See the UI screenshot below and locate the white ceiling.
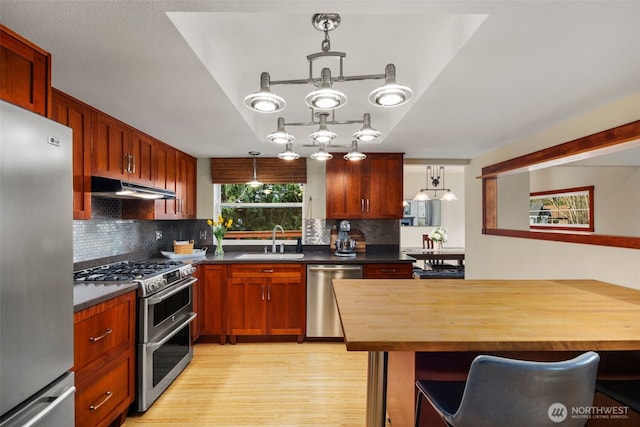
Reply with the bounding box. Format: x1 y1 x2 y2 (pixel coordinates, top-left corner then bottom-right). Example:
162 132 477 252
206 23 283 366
2 1 639 160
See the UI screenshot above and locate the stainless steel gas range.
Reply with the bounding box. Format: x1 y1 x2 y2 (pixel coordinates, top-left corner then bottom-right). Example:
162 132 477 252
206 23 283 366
74 260 197 412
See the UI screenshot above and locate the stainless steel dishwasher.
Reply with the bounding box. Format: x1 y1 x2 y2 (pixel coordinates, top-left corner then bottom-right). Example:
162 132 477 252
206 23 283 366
306 264 363 338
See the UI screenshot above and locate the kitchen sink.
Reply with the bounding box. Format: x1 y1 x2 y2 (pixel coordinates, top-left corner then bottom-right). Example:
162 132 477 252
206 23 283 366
234 253 305 260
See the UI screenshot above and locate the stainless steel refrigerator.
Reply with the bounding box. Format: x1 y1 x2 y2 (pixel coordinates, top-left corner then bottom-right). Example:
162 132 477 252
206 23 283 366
1 101 76 426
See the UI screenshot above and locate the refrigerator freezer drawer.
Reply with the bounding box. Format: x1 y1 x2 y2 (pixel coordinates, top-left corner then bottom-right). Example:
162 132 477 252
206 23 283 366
0 372 75 427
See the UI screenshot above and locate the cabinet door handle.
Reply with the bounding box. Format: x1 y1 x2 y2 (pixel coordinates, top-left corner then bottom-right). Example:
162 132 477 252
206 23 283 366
89 328 112 342
366 198 370 212
381 269 397 273
261 269 274 273
130 154 136 174
89 390 112 411
267 286 271 301
262 285 265 301
361 198 365 212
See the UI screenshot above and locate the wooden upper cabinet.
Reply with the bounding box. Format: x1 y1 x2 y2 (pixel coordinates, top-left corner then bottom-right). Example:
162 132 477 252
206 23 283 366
0 25 51 117
177 151 197 219
92 112 129 180
129 129 154 185
367 154 404 219
51 89 92 220
152 142 179 219
326 153 404 219
92 112 155 186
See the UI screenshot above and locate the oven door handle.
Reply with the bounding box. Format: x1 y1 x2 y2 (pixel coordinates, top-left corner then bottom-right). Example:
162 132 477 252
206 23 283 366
147 312 197 351
147 277 197 305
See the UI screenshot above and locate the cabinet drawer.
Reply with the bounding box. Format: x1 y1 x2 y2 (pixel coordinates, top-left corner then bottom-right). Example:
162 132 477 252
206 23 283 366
74 292 135 372
229 263 303 279
75 348 135 427
363 263 414 279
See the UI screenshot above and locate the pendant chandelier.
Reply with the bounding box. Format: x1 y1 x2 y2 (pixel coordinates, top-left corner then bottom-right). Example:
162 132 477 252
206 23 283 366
244 13 412 160
246 151 263 187
414 166 458 201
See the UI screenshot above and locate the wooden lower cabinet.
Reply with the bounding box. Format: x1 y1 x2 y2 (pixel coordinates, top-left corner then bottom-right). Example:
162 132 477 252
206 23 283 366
198 264 227 344
363 263 413 279
227 264 305 343
73 291 136 427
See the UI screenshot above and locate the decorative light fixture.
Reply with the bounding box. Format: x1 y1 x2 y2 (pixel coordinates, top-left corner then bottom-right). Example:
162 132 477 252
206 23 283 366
267 117 295 144
277 143 301 160
310 143 333 161
244 72 286 113
343 141 367 161
245 13 412 157
414 165 458 201
308 112 338 144
304 67 347 110
246 151 263 187
368 64 413 107
352 113 381 142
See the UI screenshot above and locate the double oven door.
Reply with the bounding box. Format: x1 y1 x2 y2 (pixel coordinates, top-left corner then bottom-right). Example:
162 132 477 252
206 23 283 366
137 276 197 412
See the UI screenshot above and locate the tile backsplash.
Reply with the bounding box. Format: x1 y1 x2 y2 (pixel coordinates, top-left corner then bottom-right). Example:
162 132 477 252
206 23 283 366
74 199 400 264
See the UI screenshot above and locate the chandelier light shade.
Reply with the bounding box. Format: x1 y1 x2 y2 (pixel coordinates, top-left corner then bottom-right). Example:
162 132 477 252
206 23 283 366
246 151 263 187
267 117 295 144
343 141 367 161
352 113 381 142
304 68 347 110
413 190 431 201
244 13 413 158
308 112 338 144
310 143 333 161
244 72 286 113
413 165 457 201
277 143 301 160
368 64 413 107
440 190 458 201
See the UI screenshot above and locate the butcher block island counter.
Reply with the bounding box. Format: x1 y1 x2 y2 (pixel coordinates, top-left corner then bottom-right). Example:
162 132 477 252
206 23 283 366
333 279 640 427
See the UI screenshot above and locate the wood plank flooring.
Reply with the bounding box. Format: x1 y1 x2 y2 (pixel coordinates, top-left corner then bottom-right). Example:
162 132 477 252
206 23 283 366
124 342 368 427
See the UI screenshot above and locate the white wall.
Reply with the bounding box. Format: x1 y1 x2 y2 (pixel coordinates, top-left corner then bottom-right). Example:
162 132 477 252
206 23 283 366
465 93 640 289
402 164 465 247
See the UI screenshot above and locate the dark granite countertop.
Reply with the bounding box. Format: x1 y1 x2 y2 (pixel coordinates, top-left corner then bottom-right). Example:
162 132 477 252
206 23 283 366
73 246 414 311
193 250 415 264
73 282 138 312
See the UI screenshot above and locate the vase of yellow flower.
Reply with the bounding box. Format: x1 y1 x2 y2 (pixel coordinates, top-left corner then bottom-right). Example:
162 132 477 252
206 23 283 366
207 216 233 256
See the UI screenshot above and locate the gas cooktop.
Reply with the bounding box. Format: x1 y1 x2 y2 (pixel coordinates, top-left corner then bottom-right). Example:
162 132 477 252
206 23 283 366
74 260 196 297
73 260 185 283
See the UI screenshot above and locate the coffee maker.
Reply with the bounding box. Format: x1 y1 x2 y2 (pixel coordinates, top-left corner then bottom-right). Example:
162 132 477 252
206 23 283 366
335 220 357 257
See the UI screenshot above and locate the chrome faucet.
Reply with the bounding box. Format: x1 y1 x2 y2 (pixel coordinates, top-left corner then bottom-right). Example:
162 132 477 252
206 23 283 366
272 225 284 253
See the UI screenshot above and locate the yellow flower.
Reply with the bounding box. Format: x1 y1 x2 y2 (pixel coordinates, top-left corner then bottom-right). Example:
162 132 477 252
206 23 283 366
207 219 213 226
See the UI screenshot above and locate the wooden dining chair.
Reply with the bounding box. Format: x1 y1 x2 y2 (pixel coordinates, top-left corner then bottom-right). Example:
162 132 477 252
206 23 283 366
422 235 451 269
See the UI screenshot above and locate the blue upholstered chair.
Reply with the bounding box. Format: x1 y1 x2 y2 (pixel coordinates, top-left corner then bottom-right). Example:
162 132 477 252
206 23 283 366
415 351 600 427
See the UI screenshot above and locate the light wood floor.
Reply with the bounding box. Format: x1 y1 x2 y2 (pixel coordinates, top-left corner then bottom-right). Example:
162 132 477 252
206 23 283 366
124 342 369 427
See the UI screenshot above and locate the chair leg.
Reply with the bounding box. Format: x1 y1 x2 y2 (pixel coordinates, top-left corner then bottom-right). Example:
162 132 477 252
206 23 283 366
415 389 423 427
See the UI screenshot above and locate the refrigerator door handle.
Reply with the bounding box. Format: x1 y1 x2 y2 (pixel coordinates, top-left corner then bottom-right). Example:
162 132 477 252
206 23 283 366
21 386 76 427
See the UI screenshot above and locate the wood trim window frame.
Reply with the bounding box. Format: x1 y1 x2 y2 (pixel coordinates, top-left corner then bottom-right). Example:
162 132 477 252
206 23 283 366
480 120 640 249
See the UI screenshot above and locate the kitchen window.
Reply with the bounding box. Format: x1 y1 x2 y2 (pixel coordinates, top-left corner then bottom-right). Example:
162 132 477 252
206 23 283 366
215 183 304 240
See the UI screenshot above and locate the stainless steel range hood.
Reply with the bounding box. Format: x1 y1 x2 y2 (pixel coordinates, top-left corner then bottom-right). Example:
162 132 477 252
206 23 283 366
91 176 176 200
